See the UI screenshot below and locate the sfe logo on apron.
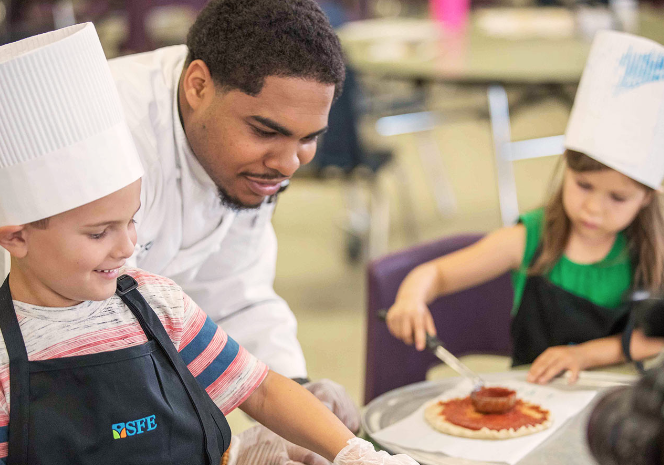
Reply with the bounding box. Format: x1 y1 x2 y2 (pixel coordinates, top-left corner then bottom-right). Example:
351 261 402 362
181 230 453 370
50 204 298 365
112 415 158 439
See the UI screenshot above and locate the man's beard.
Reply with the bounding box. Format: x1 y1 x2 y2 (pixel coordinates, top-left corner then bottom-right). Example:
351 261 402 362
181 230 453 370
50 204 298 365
217 183 263 211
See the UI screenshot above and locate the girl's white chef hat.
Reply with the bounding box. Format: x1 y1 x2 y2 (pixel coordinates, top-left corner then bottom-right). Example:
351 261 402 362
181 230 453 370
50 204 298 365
565 30 664 189
0 23 143 227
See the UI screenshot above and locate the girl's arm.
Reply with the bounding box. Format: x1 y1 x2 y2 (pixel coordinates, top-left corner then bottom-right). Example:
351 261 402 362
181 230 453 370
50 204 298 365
631 330 664 360
527 330 664 384
240 371 352 461
386 224 526 350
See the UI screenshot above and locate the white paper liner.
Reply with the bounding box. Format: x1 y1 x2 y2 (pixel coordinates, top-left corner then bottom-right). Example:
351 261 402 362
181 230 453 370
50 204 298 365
372 379 597 465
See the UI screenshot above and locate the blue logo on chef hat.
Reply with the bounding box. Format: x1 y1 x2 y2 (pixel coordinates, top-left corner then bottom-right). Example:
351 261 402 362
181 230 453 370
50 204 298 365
112 415 157 439
615 46 664 94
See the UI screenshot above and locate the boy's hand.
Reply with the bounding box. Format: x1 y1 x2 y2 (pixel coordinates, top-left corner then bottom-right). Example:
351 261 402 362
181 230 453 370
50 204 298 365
304 379 361 433
386 300 436 352
231 425 331 465
334 438 419 465
527 345 585 385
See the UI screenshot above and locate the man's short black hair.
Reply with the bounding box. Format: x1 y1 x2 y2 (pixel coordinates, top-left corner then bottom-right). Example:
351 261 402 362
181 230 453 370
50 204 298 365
186 0 345 99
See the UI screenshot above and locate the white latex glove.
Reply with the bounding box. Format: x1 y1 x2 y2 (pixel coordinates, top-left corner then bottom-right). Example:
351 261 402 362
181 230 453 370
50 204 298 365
229 424 332 465
334 438 420 465
304 379 361 433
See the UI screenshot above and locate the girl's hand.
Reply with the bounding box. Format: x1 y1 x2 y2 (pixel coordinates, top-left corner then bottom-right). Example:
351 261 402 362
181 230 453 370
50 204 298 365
527 345 586 384
385 225 526 352
386 298 436 352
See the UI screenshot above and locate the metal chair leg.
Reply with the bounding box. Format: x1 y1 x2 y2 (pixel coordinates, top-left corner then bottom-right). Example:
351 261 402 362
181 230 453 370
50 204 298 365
487 85 519 227
341 177 371 262
368 176 390 260
415 131 457 218
375 112 457 219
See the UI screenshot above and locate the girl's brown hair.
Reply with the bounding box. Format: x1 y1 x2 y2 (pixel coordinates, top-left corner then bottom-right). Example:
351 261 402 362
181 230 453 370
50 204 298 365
530 150 664 294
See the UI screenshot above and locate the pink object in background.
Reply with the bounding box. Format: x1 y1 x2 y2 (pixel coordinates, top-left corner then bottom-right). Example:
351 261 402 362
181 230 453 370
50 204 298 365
429 0 470 31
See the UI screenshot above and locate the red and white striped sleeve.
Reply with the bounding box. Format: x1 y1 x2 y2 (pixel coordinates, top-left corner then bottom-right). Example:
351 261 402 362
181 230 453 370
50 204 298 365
178 292 268 414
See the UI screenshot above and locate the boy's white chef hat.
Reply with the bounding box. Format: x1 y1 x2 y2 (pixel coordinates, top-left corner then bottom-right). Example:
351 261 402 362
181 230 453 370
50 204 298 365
0 23 143 227
565 31 664 189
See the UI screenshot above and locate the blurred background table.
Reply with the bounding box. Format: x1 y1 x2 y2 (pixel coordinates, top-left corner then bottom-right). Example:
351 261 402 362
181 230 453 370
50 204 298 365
338 7 664 225
337 7 664 85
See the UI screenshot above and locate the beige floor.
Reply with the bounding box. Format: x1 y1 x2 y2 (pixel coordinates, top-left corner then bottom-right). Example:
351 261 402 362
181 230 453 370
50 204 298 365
226 85 573 433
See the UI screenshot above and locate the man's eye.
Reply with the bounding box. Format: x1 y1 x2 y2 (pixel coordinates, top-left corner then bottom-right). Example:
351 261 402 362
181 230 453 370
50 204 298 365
301 134 319 143
252 126 276 138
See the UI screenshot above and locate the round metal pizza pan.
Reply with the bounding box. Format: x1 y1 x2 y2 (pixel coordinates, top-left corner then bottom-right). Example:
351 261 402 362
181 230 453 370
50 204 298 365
361 370 636 465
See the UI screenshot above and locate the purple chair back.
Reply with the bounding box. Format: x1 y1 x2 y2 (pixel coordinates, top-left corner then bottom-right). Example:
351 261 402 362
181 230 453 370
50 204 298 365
365 234 514 404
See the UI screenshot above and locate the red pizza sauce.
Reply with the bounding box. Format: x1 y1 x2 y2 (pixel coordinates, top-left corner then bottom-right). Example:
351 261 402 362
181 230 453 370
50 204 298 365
438 397 549 431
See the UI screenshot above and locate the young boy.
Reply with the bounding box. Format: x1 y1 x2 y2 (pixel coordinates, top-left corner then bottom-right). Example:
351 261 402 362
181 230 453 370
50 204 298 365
0 23 418 465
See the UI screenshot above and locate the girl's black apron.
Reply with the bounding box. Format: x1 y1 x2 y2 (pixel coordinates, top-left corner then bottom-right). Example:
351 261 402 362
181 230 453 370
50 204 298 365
510 274 631 366
0 274 231 465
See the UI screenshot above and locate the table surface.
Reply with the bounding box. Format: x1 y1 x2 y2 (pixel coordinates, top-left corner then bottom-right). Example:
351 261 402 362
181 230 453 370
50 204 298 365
337 7 664 85
361 370 637 465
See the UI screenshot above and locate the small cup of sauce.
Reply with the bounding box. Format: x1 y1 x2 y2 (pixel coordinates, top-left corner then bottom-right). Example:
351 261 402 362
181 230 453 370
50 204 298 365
470 387 517 414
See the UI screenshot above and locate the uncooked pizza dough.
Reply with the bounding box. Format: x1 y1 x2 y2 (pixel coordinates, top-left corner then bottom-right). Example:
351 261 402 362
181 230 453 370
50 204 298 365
424 395 552 440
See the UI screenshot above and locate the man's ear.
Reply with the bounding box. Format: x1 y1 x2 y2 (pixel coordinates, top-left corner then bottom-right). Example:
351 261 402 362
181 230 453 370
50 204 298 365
181 59 215 111
0 225 28 258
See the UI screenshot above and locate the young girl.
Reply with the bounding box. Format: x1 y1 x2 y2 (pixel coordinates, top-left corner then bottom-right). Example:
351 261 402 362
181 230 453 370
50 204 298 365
386 30 664 385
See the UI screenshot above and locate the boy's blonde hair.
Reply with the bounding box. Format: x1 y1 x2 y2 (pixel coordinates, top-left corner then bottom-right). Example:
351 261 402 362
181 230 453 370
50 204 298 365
530 150 664 294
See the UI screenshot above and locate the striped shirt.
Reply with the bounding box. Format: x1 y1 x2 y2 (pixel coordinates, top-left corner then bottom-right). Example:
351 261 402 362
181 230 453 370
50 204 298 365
0 268 268 461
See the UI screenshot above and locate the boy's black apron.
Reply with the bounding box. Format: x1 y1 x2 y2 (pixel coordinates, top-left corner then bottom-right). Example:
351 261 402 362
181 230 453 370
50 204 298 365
0 274 232 465
510 245 632 367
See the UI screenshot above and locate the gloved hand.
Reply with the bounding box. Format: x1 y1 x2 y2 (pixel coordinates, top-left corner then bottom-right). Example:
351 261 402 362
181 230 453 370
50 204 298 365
304 379 361 433
334 438 420 465
229 424 332 465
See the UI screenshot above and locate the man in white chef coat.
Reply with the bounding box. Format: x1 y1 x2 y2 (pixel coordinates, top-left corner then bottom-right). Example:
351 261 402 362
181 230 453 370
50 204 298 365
108 0 360 434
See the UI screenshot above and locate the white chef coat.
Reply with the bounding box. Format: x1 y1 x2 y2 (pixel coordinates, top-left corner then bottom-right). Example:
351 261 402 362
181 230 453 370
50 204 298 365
108 45 307 379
